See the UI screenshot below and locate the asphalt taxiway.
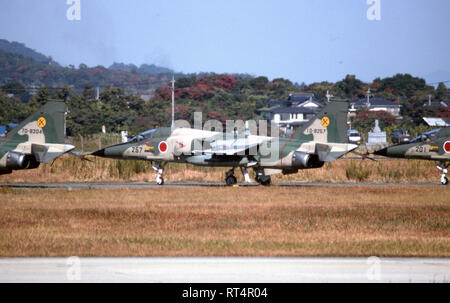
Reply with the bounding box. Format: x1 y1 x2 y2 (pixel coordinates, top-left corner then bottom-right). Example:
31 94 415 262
0 257 449 283
0 182 444 189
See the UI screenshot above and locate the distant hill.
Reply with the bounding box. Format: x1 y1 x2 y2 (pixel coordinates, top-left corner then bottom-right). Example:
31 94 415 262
0 49 175 92
0 39 60 66
109 62 174 75
139 63 174 75
0 39 182 92
0 44 254 94
109 62 139 73
0 39 259 94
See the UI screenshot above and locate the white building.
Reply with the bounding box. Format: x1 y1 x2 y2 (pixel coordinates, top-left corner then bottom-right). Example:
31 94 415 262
257 93 324 133
349 97 402 117
268 98 323 133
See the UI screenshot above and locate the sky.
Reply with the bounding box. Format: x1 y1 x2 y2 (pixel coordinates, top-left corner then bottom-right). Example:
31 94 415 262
0 0 449 84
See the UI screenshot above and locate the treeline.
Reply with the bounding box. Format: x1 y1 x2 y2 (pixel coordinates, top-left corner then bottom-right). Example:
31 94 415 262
0 74 301 135
0 38 448 138
1 84 148 135
304 74 449 133
1 72 449 138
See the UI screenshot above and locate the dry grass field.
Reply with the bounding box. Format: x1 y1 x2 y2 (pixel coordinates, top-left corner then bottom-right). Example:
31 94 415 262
0 156 441 184
0 186 448 257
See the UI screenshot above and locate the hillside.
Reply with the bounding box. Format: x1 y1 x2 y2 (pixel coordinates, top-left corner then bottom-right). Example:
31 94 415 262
0 48 176 92
0 39 59 66
109 62 174 75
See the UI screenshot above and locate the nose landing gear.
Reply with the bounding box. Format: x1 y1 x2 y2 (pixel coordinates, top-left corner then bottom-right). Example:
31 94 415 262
437 163 449 185
152 162 166 185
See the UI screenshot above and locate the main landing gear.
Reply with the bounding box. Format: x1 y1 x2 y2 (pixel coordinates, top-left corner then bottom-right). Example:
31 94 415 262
152 162 166 185
437 163 449 185
224 167 271 186
225 169 237 186
254 168 271 186
224 167 254 186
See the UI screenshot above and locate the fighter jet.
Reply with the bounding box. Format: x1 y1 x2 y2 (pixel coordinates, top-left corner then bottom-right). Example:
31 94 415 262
92 101 358 185
374 127 450 185
0 100 75 175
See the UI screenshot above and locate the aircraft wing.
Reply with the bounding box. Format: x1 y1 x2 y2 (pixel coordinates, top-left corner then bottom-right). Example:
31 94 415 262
193 136 267 156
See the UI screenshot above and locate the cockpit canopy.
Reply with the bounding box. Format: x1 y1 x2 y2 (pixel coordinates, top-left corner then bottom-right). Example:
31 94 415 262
127 129 157 143
408 128 440 143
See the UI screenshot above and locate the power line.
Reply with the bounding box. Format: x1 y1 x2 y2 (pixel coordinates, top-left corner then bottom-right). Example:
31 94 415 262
427 80 450 84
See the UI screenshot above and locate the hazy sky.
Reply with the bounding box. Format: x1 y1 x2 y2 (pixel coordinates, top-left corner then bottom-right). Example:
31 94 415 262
0 0 449 84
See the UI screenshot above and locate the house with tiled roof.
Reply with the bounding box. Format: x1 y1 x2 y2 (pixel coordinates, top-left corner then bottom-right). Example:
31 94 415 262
286 93 319 106
423 99 450 107
270 106 318 125
349 97 402 117
257 93 324 133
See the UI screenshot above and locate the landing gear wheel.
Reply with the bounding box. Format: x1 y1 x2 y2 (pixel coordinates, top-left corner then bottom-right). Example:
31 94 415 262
257 175 271 186
262 177 271 186
226 175 237 186
254 168 271 186
156 176 164 185
437 163 449 186
225 168 237 186
152 162 166 186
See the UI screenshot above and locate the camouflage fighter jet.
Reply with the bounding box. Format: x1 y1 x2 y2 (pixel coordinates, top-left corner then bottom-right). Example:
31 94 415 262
0 100 75 175
92 101 358 185
374 127 450 185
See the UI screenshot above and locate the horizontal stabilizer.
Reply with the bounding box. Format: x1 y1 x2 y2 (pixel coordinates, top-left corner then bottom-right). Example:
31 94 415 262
315 143 334 162
31 144 50 163
32 143 75 163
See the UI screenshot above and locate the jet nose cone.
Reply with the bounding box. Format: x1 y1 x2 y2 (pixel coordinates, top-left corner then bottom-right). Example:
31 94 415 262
91 148 105 157
373 147 388 156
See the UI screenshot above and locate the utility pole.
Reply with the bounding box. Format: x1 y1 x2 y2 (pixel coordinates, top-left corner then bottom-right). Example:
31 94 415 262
171 75 175 129
366 88 371 108
325 90 334 103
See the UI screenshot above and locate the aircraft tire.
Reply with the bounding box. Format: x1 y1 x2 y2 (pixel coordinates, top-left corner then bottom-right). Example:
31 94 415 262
257 175 271 186
226 175 237 186
261 177 271 186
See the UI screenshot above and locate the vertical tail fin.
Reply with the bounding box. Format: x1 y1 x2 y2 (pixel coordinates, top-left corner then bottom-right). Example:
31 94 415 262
295 101 349 144
5 100 67 145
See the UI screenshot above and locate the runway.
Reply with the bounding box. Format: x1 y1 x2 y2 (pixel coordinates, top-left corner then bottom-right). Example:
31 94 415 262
0 182 443 189
0 257 449 283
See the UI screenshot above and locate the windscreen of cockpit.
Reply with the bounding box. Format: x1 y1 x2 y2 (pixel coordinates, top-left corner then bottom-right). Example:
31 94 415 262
138 129 157 141
129 129 157 142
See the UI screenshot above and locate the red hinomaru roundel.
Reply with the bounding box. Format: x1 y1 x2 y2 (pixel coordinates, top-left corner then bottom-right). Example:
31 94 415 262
158 141 168 153
444 141 450 153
